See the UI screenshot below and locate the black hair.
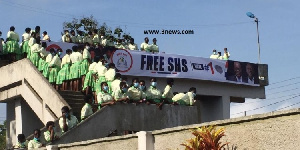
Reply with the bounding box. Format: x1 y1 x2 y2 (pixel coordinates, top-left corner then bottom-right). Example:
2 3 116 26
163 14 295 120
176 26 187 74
25 28 31 33
57 48 63 52
122 76 128 81
94 57 100 63
46 121 54 129
10 26 15 31
78 45 85 51
34 129 41 135
167 78 174 85
72 46 78 52
31 32 36 37
189 87 196 93
88 31 92 35
36 38 41 44
61 106 70 113
93 29 98 33
43 31 47 35
150 77 156 82
108 63 115 69
17 134 25 141
66 49 72 53
85 42 90 46
115 73 121 79
64 30 69 33
41 42 47 48
0 31 2 35
101 82 108 90
84 95 92 103
131 78 139 85
35 26 40 32
119 81 127 88
49 48 55 53
70 30 75 33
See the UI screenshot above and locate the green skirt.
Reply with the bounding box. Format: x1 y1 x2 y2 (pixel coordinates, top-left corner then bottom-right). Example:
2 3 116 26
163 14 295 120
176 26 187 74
6 40 20 54
49 65 60 83
107 81 112 94
30 52 40 67
43 62 50 78
82 70 94 90
176 99 187 105
21 41 30 54
80 59 89 76
2 44 7 55
56 64 70 85
70 61 81 79
38 58 45 71
94 76 106 94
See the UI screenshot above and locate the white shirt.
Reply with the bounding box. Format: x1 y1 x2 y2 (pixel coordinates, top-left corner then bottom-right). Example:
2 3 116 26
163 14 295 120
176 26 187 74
45 53 53 63
70 52 83 63
95 63 107 76
105 68 116 81
128 43 138 50
22 33 31 42
83 48 91 59
210 53 219 59
7 31 19 41
140 42 149 51
59 115 78 133
97 92 113 104
61 54 71 67
49 55 61 67
42 35 50 41
28 37 36 47
31 43 41 53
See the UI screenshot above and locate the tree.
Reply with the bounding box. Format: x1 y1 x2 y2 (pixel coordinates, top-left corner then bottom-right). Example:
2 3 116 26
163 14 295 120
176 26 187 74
0 120 6 150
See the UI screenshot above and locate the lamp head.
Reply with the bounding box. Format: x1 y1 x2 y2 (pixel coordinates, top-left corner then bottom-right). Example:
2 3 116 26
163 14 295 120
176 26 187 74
246 12 255 18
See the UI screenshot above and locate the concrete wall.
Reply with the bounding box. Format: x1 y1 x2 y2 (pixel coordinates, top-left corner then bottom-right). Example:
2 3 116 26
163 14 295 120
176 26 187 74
54 102 199 145
55 108 300 150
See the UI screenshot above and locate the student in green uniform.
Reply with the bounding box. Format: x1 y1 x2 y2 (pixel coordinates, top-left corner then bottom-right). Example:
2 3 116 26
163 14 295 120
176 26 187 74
28 129 44 149
112 81 129 102
81 95 94 121
44 121 59 143
81 43 91 88
162 78 175 103
57 49 72 91
14 134 28 149
37 42 47 72
94 56 107 96
104 63 116 94
59 106 78 133
97 82 115 109
127 78 143 103
83 57 99 95
27 32 36 59
30 38 42 67
139 80 147 102
172 87 197 106
111 73 122 93
49 49 62 89
146 77 162 104
6 26 20 62
21 27 31 58
42 48 54 79
69 45 83 91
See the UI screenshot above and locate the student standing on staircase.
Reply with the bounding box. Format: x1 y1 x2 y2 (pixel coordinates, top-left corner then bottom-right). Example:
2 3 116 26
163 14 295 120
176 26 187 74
49 48 62 90
81 43 91 89
57 49 72 91
59 106 78 133
42 48 54 79
69 45 83 91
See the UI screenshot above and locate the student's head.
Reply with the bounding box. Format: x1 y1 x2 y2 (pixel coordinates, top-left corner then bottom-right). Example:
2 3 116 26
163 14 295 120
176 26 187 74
57 48 63 56
36 38 41 44
94 57 100 63
218 52 221 56
189 87 196 94
132 78 139 88
41 42 47 48
85 42 90 47
49 48 55 54
66 49 72 55
17 134 26 143
139 80 146 91
150 78 157 87
167 78 174 86
42 31 47 37
130 38 134 44
213 49 216 53
72 45 78 52
122 76 128 83
61 106 70 118
10 26 15 31
233 62 242 77
88 31 92 36
120 82 128 93
33 129 41 139
31 32 36 37
101 82 109 93
25 28 31 33
78 45 85 52
70 30 75 36
115 73 121 80
224 48 228 52
46 121 55 131
246 63 254 78
0 31 2 37
108 63 115 69
78 30 83 36
35 26 40 32
153 38 157 44
144 37 149 43
64 30 69 34
84 94 93 104
117 39 122 44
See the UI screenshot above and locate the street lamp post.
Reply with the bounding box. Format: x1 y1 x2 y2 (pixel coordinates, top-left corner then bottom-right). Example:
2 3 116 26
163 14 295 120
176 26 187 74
246 12 261 64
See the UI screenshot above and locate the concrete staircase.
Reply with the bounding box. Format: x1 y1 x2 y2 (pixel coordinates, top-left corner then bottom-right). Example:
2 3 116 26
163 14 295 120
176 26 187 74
58 91 85 120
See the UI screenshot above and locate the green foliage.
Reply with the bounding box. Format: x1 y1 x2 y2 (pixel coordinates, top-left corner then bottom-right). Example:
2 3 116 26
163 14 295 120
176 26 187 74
0 120 6 150
181 126 228 150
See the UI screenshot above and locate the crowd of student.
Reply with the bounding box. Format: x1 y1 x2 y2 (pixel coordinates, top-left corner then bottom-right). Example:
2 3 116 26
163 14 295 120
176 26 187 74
209 48 230 60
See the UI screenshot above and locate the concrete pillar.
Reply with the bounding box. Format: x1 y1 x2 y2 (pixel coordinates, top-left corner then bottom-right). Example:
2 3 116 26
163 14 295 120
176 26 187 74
15 98 22 138
6 101 16 149
46 145 58 150
137 131 154 150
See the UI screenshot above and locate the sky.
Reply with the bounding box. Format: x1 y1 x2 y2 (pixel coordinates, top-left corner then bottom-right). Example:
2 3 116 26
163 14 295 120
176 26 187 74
1 0 300 123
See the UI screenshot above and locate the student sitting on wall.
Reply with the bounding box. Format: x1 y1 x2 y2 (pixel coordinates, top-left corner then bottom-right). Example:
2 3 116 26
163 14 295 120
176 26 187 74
172 87 197 106
14 134 28 149
44 121 59 143
139 80 147 102
28 129 44 149
146 77 162 105
97 82 115 110
59 106 78 133
112 81 130 102
81 95 94 121
127 78 143 104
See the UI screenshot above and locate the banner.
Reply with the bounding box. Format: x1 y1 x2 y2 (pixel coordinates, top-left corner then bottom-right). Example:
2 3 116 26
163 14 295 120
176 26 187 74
111 50 262 86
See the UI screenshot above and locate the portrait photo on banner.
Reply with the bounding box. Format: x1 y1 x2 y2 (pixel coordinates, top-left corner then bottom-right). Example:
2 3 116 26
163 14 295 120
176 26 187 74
226 60 259 85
